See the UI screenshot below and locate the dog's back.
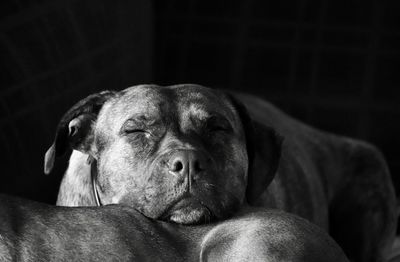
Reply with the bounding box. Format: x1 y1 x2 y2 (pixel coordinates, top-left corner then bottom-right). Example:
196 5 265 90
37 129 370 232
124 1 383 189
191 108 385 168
236 93 397 261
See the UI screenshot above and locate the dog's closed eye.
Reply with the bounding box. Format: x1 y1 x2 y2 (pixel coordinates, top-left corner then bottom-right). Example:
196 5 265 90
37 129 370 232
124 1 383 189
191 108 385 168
121 119 147 133
205 116 233 133
123 128 147 134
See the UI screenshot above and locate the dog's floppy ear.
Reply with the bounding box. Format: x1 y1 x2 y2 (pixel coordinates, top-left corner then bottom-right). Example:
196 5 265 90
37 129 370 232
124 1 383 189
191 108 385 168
228 94 283 205
44 90 116 174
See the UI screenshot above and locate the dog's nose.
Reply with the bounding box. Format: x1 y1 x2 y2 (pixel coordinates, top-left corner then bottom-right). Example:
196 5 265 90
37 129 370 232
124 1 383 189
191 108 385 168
168 151 206 179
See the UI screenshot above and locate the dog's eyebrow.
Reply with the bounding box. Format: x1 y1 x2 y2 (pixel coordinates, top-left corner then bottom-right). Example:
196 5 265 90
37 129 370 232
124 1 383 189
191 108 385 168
124 115 160 126
191 112 233 128
202 113 226 122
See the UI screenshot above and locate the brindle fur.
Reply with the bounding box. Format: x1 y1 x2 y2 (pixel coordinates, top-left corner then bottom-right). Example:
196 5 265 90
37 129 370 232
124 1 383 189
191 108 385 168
46 84 396 262
0 195 348 261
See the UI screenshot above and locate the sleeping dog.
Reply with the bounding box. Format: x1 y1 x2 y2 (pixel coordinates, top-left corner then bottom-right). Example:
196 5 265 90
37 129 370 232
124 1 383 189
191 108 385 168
44 84 397 261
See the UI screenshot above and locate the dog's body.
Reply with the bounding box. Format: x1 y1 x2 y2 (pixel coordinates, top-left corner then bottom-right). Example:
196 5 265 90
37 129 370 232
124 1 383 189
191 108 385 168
0 195 348 262
45 84 397 262
239 93 397 262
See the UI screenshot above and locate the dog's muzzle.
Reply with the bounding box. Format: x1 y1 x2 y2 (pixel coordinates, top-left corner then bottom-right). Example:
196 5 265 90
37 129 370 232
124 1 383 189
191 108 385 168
159 150 214 224
166 149 210 186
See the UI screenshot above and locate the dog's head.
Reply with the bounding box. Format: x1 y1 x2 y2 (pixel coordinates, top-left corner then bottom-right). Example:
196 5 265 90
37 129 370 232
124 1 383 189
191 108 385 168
45 84 281 224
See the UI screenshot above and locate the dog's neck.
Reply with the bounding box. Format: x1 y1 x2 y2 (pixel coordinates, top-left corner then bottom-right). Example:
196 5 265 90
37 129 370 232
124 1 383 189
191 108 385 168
56 150 97 206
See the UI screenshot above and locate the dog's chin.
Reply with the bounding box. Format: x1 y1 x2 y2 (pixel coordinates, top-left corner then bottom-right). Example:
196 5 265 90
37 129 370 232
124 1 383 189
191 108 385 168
168 206 210 224
162 198 214 225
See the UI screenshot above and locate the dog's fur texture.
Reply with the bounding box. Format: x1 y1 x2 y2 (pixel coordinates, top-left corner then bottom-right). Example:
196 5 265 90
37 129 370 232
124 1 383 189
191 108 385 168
0 195 349 261
45 84 397 262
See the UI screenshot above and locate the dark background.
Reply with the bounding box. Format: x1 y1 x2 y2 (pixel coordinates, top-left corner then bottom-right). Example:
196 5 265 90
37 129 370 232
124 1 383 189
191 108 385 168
0 0 399 208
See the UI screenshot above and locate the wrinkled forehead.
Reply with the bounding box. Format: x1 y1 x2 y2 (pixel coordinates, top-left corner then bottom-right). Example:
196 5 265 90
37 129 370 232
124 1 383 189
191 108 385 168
172 84 237 121
97 84 239 130
114 85 168 117
97 85 167 126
